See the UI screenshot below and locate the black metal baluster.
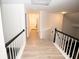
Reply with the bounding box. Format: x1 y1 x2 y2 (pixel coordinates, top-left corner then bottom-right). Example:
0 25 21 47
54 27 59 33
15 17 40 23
72 41 79 59
53 29 57 42
65 36 68 52
67 38 72 55
53 29 79 59
63 35 66 52
69 40 75 58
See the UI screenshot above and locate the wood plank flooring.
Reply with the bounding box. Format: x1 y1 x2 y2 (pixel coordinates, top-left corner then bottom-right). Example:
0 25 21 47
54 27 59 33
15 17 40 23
21 29 65 59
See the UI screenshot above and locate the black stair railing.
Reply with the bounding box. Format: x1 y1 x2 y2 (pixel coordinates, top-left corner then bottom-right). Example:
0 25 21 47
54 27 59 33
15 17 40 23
53 28 79 59
5 29 25 59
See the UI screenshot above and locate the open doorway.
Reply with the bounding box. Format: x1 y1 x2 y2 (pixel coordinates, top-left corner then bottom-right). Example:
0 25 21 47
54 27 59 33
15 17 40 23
26 11 40 38
28 12 39 30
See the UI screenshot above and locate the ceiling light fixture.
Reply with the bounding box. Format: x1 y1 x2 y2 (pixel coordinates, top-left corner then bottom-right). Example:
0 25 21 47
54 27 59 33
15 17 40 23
61 12 67 14
31 0 51 6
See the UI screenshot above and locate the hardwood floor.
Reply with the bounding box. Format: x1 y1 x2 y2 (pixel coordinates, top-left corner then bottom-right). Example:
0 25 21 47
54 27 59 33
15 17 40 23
21 29 65 59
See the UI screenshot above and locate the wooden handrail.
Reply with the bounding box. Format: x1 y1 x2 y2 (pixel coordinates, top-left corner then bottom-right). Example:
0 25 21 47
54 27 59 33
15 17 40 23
5 29 25 47
55 28 79 41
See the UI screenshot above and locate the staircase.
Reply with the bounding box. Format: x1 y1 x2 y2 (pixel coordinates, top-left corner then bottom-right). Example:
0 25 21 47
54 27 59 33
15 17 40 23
5 29 25 59
53 28 79 59
6 47 19 59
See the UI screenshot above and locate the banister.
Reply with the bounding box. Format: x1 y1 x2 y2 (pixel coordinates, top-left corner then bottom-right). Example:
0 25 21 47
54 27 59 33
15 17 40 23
55 28 79 42
54 28 79 59
5 29 25 47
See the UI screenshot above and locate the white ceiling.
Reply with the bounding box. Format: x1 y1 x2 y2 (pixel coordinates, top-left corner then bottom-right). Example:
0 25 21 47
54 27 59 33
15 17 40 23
25 0 79 24
1 0 79 12
1 0 79 23
25 0 79 12
31 0 51 6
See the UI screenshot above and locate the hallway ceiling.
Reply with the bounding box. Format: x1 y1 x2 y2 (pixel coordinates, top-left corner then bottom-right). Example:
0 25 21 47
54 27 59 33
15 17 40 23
25 0 79 12
1 0 79 23
1 0 79 12
25 0 79 24
31 0 51 6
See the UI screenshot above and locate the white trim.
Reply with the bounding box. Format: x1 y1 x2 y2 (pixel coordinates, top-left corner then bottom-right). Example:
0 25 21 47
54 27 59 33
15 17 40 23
68 39 73 57
76 48 79 59
71 40 77 59
63 36 67 51
66 37 70 54
53 43 70 59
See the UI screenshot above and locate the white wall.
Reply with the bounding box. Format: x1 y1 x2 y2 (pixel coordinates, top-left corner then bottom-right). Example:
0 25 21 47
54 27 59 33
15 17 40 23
40 11 48 39
39 11 63 40
48 13 63 31
1 4 26 59
48 13 63 41
1 4 26 43
0 7 7 59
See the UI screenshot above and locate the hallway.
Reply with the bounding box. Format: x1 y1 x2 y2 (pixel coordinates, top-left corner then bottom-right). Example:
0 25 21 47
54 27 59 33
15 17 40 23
21 29 65 59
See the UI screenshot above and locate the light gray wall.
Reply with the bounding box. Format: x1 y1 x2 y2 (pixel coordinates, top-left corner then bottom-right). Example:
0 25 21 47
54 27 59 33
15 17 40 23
62 15 79 38
75 29 79 38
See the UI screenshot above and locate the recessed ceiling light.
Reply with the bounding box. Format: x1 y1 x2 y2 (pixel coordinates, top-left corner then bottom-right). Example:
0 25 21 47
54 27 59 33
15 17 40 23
61 12 67 14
